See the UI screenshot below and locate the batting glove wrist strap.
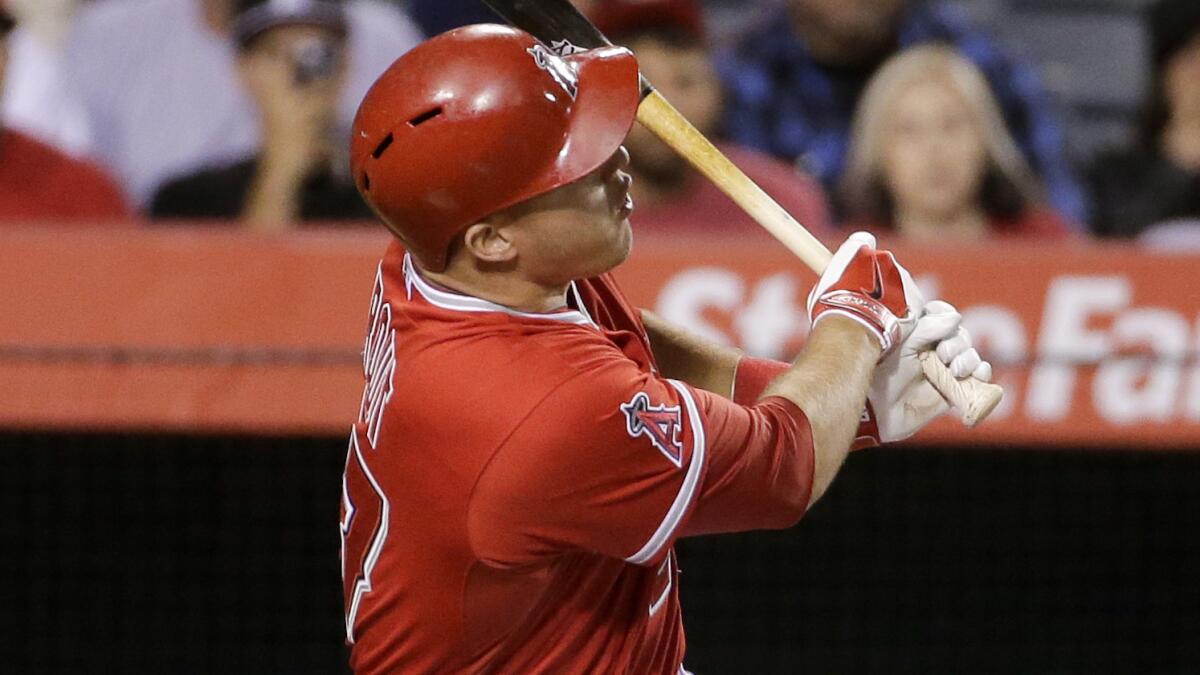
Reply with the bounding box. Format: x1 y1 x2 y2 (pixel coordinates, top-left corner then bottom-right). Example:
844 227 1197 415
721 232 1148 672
810 292 901 355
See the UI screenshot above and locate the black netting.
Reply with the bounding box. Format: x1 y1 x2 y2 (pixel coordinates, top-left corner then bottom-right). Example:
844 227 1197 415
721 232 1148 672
3 433 349 674
4 432 1199 674
677 449 1200 674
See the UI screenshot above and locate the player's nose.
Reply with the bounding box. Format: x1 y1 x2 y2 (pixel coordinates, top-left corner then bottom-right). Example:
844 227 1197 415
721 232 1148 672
599 146 630 177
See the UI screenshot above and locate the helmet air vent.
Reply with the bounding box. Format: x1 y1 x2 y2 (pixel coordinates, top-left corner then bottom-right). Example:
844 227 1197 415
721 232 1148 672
407 107 443 127
371 133 394 160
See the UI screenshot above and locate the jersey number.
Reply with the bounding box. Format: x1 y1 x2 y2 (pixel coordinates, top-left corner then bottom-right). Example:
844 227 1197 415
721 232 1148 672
339 430 389 644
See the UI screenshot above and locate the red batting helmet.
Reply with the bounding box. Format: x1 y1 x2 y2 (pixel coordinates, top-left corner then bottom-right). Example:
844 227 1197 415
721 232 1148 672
350 24 641 272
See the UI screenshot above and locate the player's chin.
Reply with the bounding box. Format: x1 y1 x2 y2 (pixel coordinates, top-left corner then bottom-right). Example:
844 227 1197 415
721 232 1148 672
614 217 633 261
591 219 632 276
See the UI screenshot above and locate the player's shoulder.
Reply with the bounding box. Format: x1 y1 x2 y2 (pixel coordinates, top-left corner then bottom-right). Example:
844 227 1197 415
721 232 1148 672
573 271 646 328
575 271 629 307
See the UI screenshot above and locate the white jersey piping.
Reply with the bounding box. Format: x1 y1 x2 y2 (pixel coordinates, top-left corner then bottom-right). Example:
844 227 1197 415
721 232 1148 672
402 253 596 327
625 380 706 565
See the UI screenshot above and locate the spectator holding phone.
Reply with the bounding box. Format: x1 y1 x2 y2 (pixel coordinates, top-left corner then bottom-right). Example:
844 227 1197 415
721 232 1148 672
151 0 373 226
67 0 421 209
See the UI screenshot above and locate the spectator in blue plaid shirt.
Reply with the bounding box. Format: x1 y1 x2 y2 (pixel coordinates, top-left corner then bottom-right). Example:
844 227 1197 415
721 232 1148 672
716 0 1087 225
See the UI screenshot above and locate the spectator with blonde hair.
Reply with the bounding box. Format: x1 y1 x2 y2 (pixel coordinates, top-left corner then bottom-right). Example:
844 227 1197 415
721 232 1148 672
839 45 1074 243
719 0 1087 225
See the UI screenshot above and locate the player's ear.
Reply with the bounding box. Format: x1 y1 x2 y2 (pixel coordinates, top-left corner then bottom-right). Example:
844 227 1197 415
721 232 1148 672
461 221 517 265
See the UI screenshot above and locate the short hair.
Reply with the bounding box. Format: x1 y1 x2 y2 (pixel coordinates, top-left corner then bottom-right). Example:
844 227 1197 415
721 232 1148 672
232 0 348 51
1139 0 1200 146
839 45 1043 224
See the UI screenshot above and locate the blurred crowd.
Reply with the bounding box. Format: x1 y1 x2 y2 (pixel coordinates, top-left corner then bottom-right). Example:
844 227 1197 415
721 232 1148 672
0 0 1197 246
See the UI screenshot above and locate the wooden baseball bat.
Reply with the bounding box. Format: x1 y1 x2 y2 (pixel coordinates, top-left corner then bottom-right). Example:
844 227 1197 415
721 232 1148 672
480 0 1004 426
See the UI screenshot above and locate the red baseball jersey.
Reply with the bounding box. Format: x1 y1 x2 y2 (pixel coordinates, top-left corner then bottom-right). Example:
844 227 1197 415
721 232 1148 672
341 240 815 674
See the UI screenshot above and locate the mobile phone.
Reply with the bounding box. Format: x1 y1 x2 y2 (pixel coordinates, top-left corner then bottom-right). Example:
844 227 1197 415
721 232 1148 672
292 38 339 86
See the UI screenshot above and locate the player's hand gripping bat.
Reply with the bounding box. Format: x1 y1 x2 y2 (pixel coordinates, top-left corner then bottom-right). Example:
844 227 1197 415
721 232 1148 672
480 0 1004 427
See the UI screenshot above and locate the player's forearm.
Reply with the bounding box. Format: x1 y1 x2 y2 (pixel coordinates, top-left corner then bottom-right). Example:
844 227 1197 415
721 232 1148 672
763 316 880 507
640 309 741 398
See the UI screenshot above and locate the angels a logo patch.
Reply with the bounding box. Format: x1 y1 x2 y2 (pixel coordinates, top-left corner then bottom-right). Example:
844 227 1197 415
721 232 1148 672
526 44 579 100
621 392 684 467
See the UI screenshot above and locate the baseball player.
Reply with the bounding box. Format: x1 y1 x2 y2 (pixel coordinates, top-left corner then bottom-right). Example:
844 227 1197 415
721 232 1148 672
339 24 991 674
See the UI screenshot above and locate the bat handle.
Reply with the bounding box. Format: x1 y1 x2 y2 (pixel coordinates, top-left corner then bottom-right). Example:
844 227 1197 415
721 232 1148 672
918 351 1004 427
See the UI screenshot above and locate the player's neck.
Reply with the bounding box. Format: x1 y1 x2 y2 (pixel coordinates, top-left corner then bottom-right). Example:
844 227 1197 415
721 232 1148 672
420 262 570 314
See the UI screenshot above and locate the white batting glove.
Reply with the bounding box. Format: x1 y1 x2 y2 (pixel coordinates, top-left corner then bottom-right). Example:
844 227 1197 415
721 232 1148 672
859 300 993 445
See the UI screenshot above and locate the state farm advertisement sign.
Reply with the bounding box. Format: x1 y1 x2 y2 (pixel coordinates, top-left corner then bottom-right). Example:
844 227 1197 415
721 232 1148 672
616 236 1200 448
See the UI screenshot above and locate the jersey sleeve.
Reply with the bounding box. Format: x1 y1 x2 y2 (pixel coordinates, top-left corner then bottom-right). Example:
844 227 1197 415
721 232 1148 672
467 352 709 569
679 391 815 537
468 347 819 568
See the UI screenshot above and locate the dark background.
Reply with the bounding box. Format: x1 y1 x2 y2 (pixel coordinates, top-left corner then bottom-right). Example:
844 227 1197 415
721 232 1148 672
5 431 1199 674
